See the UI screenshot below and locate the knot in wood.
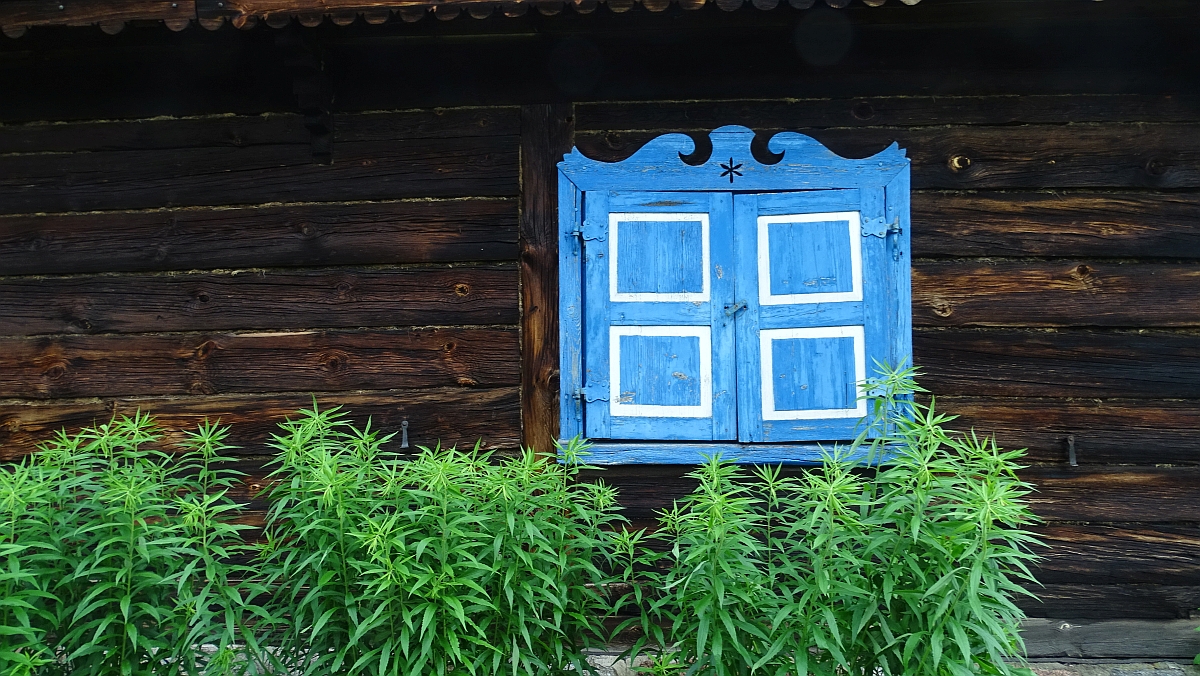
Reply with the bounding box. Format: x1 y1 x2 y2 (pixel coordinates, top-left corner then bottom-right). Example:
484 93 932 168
335 281 354 297
454 283 471 297
320 350 349 372
947 154 971 173
931 300 954 318
851 101 875 121
193 340 219 360
1143 157 1168 177
42 362 69 381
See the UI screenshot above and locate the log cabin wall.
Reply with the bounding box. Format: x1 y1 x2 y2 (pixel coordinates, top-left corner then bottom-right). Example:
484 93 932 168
1 0 1199 643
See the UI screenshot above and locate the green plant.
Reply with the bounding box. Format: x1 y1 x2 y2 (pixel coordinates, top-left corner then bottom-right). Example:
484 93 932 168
254 404 624 676
0 413 264 676
621 365 1043 676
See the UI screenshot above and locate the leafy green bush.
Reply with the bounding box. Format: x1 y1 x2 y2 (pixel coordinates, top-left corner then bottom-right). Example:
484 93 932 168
0 413 264 676
253 404 624 676
620 366 1043 676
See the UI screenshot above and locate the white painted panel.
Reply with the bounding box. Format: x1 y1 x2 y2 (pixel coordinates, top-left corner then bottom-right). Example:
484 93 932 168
757 211 863 306
610 212 711 303
610 325 713 418
759 325 867 420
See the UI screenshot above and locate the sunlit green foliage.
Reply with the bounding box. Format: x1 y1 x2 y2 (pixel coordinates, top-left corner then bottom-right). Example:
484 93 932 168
619 365 1043 676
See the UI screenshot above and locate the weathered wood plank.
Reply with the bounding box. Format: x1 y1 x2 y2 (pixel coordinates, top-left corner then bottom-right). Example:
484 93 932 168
0 108 519 154
0 265 517 335
1024 466 1200 523
574 125 1200 189
0 0 194 29
912 261 1200 328
1020 585 1200 620
576 95 1200 132
520 103 573 455
937 397 1200 465
911 192 1200 259
0 327 519 399
0 199 518 275
915 329 1200 399
1020 618 1200 658
0 386 520 460
0 136 518 214
1034 525 1200 586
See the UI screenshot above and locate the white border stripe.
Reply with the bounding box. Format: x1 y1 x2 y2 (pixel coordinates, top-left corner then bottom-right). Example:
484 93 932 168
758 212 862 306
610 325 713 418
759 326 867 420
610 213 711 303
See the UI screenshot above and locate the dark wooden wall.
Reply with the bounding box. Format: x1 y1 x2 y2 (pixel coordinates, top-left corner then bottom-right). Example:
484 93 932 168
2 0 1199 632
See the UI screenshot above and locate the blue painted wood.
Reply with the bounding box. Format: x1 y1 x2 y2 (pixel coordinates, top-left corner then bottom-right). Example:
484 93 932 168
766 219 855 296
570 441 892 466
770 336 857 412
558 127 911 462
558 172 584 441
615 219 705 295
559 126 908 193
618 334 703 407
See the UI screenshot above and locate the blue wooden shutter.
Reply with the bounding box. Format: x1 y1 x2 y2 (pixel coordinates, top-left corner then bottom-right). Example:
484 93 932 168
733 188 905 442
581 191 737 440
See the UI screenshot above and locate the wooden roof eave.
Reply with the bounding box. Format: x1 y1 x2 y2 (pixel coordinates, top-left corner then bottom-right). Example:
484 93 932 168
0 0 920 38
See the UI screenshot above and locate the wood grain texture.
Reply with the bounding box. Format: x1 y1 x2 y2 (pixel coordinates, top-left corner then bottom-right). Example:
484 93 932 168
0 386 520 460
1020 618 1200 658
576 95 1200 132
574 124 1200 190
1024 466 1200 523
912 260 1200 328
1019 585 1200 620
0 199 518 275
0 108 519 154
915 329 1200 399
519 104 573 454
0 0 194 27
0 328 519 399
937 397 1200 465
1034 525 1200 586
910 192 1200 259
0 136 518 214
0 265 518 335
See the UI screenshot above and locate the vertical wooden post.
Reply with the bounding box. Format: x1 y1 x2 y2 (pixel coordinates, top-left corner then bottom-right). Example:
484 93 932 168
520 103 575 454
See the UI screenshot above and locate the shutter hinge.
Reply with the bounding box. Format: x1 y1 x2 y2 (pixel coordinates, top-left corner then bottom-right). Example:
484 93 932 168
569 224 606 242
862 217 902 238
573 387 608 403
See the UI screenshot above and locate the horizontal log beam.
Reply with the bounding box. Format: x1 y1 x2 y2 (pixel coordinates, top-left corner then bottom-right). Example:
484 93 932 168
0 199 518 275
1020 585 1200 620
1034 525 1200 586
912 261 1200 328
936 397 1200 465
574 124 1200 189
0 265 517 335
0 136 518 213
1020 618 1200 659
915 329 1200 399
911 192 1200 259
0 386 520 460
0 327 519 399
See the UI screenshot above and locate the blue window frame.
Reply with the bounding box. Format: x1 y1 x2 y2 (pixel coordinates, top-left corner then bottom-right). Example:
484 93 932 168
558 126 911 464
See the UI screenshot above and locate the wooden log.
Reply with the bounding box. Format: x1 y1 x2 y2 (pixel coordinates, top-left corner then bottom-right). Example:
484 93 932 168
0 198 518 275
1033 525 1200 586
0 136 518 214
912 260 1200 328
0 108 519 154
576 95 1200 132
0 0 195 29
911 192 1200 259
1023 466 1200 523
1020 618 1200 659
573 124 1200 190
915 329 1200 399
0 386 520 460
1019 585 1200 620
0 265 518 335
520 103 573 455
936 397 1200 465
0 327 519 399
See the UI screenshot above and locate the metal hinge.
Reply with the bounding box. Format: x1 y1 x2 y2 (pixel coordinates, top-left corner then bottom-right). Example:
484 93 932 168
568 224 606 242
724 301 748 317
573 387 608 403
862 217 902 238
